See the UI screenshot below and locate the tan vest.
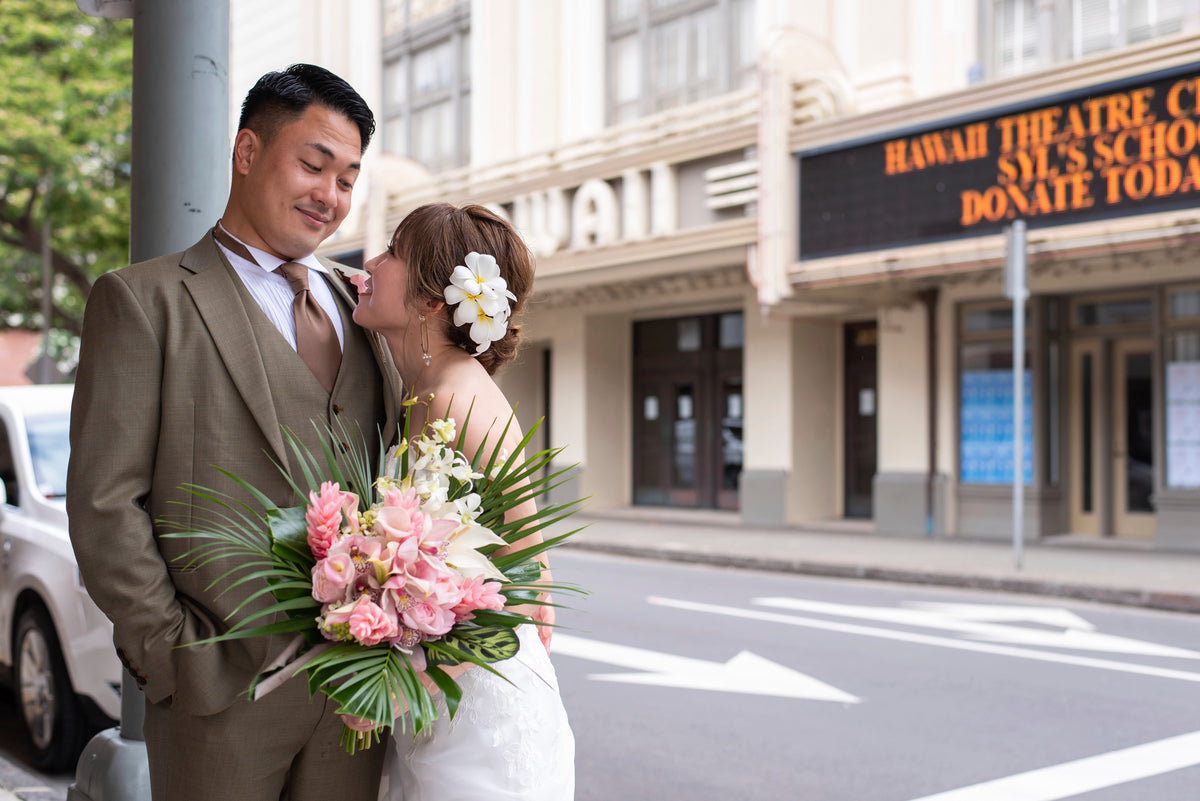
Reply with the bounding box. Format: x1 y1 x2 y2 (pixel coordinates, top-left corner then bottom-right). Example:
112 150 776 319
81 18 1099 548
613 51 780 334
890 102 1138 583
232 270 386 497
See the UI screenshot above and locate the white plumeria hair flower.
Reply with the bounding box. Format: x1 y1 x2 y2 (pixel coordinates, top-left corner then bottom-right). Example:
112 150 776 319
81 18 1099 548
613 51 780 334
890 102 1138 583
443 252 518 355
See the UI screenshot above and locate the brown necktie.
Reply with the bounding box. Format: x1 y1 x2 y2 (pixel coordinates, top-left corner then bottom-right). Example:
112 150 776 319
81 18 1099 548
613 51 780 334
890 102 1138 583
212 226 341 393
274 261 342 393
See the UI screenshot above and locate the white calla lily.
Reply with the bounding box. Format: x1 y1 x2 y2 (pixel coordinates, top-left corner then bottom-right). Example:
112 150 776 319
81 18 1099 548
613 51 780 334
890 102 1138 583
444 522 509 582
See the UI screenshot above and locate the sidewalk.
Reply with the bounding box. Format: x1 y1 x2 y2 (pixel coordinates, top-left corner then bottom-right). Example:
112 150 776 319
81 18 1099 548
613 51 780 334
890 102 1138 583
560 508 1200 613
0 756 59 801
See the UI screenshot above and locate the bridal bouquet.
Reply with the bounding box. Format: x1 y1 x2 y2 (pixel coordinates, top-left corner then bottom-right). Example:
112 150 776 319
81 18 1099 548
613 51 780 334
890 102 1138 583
165 398 583 751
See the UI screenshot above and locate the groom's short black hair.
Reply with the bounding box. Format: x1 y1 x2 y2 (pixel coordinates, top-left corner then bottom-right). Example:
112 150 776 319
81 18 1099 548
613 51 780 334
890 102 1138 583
238 63 376 154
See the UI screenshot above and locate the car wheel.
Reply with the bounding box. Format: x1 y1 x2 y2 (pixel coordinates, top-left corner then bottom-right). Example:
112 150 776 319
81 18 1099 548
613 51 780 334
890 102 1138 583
15 605 89 772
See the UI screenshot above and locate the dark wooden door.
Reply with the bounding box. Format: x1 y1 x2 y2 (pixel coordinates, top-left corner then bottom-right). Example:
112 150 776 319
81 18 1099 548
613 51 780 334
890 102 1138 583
633 313 743 509
844 322 878 518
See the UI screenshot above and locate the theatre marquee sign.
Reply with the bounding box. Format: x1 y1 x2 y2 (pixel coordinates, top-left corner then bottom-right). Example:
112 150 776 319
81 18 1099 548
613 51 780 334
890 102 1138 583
799 65 1200 258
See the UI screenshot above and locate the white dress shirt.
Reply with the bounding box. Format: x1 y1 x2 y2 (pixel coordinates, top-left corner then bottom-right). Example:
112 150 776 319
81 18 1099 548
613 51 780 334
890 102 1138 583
214 224 346 350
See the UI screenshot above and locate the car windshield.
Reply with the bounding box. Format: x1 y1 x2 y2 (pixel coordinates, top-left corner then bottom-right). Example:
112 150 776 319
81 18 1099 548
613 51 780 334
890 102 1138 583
26 413 70 499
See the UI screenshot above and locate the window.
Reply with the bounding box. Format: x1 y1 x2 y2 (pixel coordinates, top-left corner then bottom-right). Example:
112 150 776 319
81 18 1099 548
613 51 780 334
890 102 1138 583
958 303 1034 486
382 0 470 171
993 0 1038 78
1072 294 1154 330
607 0 757 124
984 0 1199 80
0 420 16 506
1165 285 1200 488
27 414 69 499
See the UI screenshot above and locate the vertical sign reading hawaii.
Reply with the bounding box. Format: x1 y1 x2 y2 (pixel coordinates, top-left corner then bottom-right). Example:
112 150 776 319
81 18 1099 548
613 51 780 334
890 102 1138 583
799 66 1200 258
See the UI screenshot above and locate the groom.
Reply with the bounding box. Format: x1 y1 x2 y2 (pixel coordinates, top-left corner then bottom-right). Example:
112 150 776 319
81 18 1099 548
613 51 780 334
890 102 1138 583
67 64 399 800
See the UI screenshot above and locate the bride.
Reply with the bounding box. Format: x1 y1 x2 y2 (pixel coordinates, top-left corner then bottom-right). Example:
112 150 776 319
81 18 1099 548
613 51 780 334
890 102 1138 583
352 202 575 800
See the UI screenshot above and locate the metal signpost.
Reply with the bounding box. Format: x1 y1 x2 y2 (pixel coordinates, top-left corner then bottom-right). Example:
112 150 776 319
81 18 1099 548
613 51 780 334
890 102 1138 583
1004 220 1028 569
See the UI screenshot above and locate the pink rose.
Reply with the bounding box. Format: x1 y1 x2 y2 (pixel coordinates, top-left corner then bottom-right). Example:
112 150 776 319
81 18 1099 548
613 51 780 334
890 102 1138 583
452 575 506 621
311 553 354 603
402 600 456 637
306 482 357 558
427 568 466 609
406 558 464 608
348 597 398 646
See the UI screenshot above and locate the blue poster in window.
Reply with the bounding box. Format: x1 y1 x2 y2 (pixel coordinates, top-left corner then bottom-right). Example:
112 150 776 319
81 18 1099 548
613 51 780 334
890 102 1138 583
960 369 1033 485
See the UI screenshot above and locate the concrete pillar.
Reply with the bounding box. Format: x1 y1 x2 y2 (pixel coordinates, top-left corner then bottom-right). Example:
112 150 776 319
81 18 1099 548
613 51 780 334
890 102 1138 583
538 307 586 472
874 302 947 536
787 319 840 522
854 0 914 110
523 307 628 509
741 312 794 524
582 313 631 508
743 312 839 525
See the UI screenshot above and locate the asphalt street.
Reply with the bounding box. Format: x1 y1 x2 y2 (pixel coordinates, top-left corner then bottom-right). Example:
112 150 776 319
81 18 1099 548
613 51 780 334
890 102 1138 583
552 551 1200 801
3 545 1200 800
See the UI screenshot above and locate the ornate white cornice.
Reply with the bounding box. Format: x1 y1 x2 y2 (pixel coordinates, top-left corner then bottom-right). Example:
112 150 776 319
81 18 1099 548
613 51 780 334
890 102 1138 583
534 264 748 310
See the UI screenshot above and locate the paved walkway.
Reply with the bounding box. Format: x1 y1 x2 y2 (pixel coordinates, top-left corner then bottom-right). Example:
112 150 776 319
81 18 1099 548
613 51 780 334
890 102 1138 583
560 508 1200 613
0 757 57 801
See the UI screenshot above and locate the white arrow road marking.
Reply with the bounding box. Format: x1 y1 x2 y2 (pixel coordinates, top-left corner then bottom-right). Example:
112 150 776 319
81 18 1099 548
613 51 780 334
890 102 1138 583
552 633 859 703
754 597 1200 659
649 597 1200 683
904 729 1200 801
903 603 1096 630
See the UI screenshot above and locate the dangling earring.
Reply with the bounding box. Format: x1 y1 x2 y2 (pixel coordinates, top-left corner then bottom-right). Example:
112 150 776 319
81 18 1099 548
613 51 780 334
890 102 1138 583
419 313 431 366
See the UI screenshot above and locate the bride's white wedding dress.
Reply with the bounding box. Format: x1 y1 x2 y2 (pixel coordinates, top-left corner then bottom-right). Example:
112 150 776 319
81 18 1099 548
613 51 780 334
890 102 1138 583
380 625 575 800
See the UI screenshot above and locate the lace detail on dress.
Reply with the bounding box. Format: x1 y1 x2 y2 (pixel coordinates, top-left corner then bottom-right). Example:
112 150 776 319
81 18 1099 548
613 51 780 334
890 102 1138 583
384 626 574 801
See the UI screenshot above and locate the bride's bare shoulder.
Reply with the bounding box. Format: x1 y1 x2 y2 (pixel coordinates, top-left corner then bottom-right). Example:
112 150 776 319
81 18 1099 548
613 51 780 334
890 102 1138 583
424 375 519 454
448 384 515 433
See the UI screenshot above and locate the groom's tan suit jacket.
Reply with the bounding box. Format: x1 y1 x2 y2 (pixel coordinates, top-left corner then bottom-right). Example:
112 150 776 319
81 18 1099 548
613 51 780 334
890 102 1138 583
67 230 400 717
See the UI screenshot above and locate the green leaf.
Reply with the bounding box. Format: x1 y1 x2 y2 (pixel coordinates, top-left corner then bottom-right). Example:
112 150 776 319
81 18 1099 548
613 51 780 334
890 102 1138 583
425 665 462 718
426 626 520 667
268 505 313 568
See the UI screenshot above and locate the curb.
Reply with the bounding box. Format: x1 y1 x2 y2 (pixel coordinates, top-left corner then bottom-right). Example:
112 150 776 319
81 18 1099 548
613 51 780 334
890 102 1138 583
0 757 62 801
563 541 1200 615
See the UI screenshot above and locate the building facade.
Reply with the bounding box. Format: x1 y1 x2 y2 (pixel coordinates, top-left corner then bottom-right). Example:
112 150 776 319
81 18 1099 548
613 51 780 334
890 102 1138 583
233 0 1200 549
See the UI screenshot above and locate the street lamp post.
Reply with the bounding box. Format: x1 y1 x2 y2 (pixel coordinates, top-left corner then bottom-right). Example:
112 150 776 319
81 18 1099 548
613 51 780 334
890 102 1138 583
69 1 229 799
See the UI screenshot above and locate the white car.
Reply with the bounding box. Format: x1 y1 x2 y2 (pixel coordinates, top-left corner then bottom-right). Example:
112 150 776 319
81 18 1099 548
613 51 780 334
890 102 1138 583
0 384 120 771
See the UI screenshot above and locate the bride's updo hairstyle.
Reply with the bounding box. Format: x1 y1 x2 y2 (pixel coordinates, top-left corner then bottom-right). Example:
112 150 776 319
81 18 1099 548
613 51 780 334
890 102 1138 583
390 202 534 375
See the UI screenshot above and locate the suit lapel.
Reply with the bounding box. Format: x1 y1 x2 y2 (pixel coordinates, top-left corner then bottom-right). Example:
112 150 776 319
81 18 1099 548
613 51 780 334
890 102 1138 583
184 235 290 467
319 261 402 446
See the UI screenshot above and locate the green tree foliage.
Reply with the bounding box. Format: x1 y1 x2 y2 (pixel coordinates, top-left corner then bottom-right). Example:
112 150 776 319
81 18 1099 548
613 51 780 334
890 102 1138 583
0 0 132 343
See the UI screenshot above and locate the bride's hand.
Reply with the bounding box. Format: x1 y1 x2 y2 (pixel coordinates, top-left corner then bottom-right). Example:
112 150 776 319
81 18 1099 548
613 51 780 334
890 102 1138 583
413 662 471 702
339 713 380 733
533 596 555 653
